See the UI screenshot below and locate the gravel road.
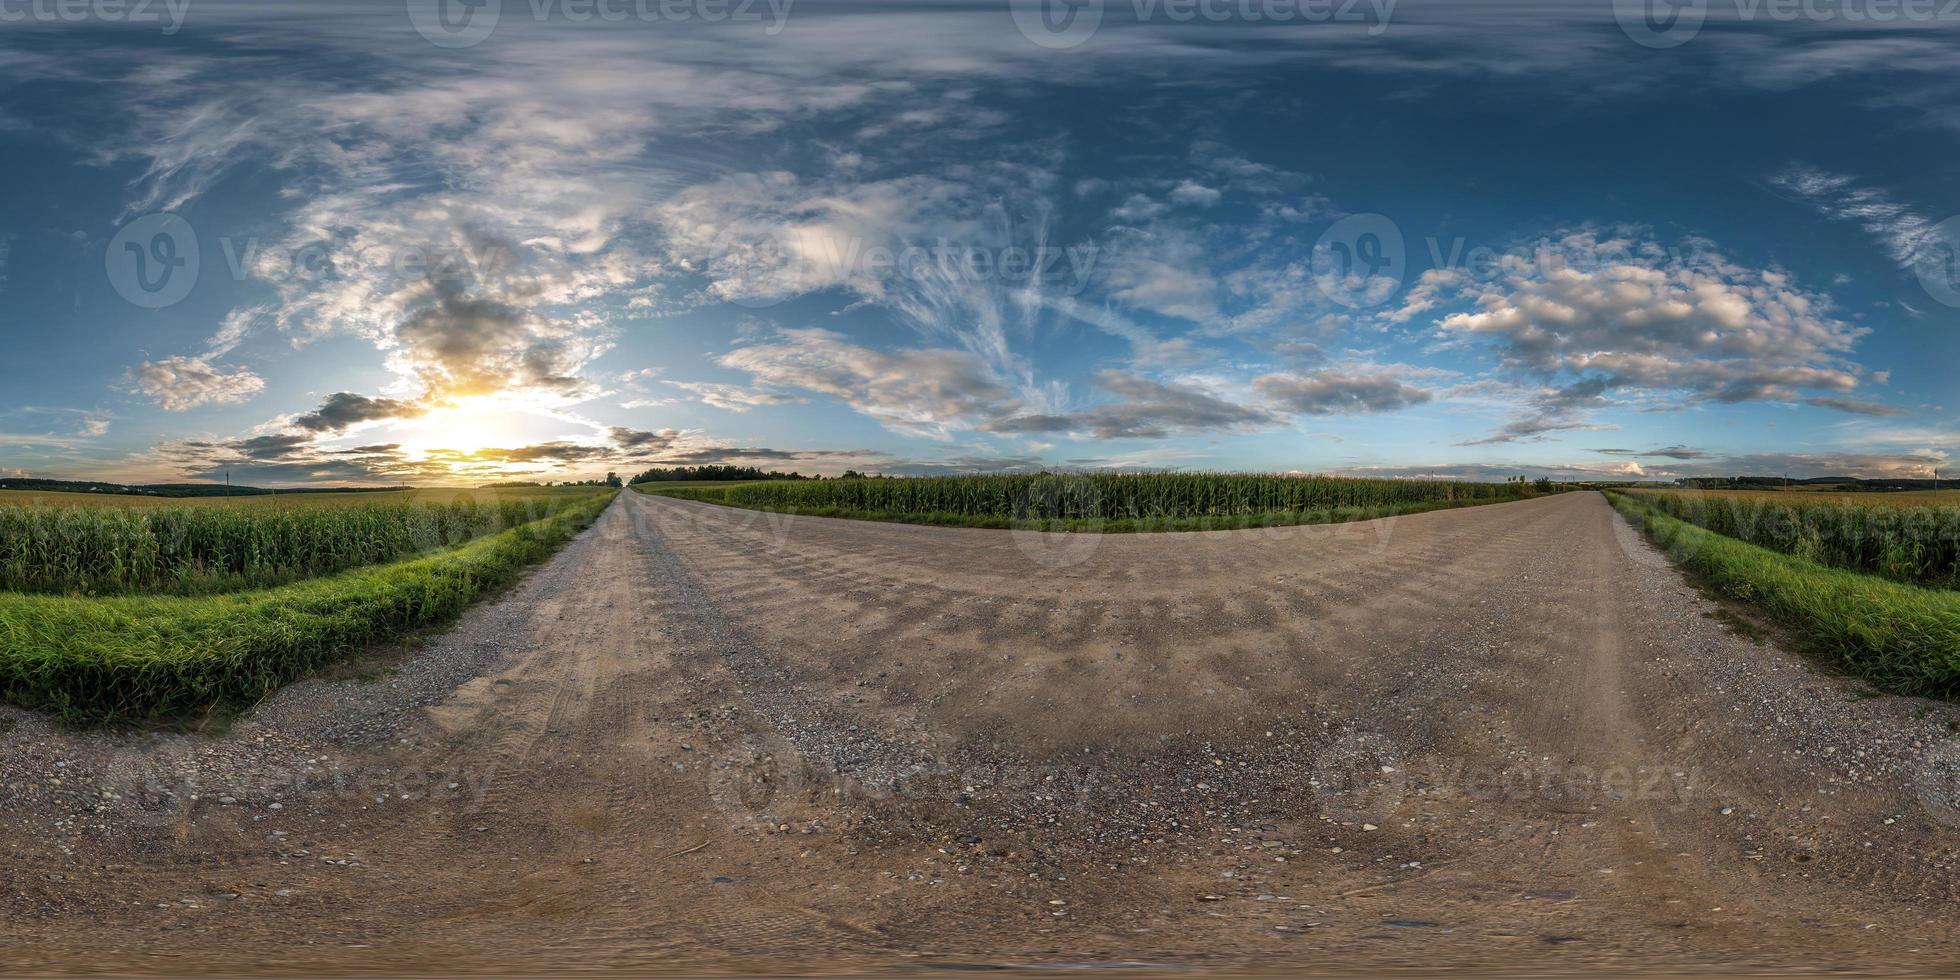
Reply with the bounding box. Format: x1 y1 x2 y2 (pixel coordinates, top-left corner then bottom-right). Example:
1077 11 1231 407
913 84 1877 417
2 489 1955 974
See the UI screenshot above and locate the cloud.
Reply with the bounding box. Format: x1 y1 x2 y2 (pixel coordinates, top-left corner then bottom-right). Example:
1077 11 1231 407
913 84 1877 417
1252 370 1432 416
1455 377 1614 446
1664 450 1949 481
982 371 1276 439
1769 164 1952 273
666 381 798 412
1344 448 1952 483
292 392 425 433
377 280 614 404
143 424 889 485
606 426 683 451
1168 180 1222 206
1097 224 1220 322
720 328 1014 436
129 356 266 412
1802 395 1906 416
1389 229 1876 443
1593 445 1709 460
655 165 1081 409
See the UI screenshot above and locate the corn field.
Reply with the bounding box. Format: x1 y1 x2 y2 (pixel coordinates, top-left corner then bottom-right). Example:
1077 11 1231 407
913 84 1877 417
0 493 609 596
0 491 616 722
1625 490 1960 589
698 473 1542 522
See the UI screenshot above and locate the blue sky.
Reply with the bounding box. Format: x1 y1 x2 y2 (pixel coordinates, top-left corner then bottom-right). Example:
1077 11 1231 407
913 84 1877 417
1 0 1956 485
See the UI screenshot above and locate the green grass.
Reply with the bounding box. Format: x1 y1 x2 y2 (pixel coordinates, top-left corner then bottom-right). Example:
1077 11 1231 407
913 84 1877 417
0 491 612 596
1608 491 1960 698
1622 488 1960 589
0 491 614 724
636 473 1557 532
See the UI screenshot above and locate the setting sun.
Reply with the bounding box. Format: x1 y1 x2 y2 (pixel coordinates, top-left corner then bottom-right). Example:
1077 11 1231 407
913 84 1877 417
395 403 499 457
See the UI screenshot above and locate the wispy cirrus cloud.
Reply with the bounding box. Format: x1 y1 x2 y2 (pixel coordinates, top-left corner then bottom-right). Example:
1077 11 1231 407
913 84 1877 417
1769 164 1953 274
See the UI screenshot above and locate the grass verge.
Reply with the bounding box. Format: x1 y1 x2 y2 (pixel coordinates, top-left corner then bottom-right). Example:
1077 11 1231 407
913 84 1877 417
636 482 1545 533
0 491 614 724
1608 491 1960 699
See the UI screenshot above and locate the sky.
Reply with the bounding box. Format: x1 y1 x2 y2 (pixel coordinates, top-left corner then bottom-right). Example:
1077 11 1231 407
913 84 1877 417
0 0 1956 486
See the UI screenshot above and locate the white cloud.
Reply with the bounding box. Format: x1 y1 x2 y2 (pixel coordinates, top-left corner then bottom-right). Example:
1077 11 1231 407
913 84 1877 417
129 356 266 412
1168 180 1222 206
719 328 1014 437
982 370 1276 440
1098 225 1220 322
1387 229 1881 442
666 381 798 412
1253 369 1432 416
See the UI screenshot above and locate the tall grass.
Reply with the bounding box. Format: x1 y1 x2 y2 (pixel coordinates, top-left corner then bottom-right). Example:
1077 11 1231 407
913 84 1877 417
0 491 615 723
645 473 1546 529
1608 492 1960 697
0 493 609 595
1626 489 1960 589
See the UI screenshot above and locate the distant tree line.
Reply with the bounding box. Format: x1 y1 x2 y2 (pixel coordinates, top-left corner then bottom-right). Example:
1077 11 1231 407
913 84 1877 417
1673 476 1946 492
627 465 813 484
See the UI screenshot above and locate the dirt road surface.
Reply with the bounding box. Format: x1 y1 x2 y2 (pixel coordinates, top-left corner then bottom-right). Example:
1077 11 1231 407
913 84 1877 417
3 490 1956 974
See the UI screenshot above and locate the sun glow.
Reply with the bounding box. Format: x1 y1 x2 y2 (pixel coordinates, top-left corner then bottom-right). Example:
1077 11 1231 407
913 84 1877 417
370 395 580 468
397 405 500 457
